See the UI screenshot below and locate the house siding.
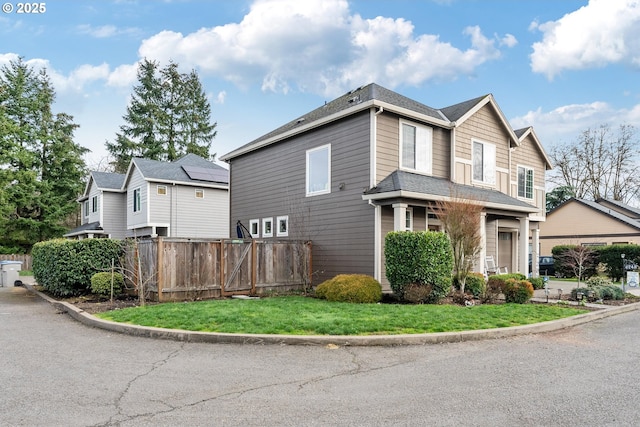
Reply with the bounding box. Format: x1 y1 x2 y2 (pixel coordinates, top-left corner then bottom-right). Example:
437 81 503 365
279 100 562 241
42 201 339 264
375 112 450 183
229 112 374 284
539 201 640 254
174 186 229 238
102 192 126 238
126 168 148 230
454 103 511 194
86 183 100 225
511 133 546 216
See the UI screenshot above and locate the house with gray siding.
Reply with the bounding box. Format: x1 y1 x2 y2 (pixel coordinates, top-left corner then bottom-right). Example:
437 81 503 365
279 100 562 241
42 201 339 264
220 83 552 289
66 153 230 239
66 171 127 239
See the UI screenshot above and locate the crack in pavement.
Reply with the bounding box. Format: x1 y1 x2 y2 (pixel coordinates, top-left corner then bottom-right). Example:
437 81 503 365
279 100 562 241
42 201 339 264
88 346 418 426
89 343 185 427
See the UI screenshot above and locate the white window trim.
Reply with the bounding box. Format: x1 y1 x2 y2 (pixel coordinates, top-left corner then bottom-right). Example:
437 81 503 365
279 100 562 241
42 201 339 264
262 218 273 238
133 188 141 213
277 215 289 237
399 119 433 174
249 219 260 238
84 200 89 218
195 189 204 199
92 195 98 213
517 165 534 200
306 144 331 197
472 139 496 185
405 207 413 231
157 185 167 195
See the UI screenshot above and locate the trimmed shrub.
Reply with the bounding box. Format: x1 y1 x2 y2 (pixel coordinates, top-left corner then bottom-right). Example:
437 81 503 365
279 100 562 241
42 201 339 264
455 272 486 298
315 274 382 303
384 231 453 303
598 244 640 282
484 277 503 303
528 277 544 290
32 239 124 297
502 278 534 304
91 272 125 296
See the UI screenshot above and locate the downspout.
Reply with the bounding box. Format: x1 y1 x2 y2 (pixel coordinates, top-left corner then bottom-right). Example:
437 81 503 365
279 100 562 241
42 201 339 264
370 106 384 282
450 124 456 182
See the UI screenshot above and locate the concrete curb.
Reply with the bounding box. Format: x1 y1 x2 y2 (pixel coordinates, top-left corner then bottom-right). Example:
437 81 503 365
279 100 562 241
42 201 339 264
25 284 640 346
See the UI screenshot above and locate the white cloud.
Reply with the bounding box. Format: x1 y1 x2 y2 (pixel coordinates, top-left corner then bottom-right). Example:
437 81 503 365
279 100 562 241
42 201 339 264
76 24 140 38
530 0 640 79
511 101 640 148
137 0 513 97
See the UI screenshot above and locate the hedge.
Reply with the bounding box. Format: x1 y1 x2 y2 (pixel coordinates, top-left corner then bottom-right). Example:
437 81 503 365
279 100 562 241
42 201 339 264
32 239 125 297
384 231 453 303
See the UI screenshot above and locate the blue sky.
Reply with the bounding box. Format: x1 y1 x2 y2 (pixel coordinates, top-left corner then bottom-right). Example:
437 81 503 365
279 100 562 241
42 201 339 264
2 0 639 171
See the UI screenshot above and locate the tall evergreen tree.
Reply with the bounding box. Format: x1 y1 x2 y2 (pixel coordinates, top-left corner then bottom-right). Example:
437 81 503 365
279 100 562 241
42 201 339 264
0 57 87 251
107 59 217 172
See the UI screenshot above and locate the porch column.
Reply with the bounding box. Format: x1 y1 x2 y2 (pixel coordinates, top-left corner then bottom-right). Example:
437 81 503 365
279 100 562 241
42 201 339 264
518 217 529 275
531 227 540 278
392 203 408 231
480 212 487 274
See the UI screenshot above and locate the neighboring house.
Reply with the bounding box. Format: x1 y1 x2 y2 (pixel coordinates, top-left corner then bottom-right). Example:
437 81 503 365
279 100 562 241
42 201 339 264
65 153 230 239
66 171 126 239
539 198 640 254
220 83 552 288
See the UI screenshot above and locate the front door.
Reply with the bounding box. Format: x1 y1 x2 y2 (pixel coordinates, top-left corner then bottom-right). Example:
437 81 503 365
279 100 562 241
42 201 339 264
498 232 512 273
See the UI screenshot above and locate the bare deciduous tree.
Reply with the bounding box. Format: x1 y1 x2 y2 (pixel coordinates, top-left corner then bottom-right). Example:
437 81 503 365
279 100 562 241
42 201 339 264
549 124 640 204
560 245 596 286
433 192 484 294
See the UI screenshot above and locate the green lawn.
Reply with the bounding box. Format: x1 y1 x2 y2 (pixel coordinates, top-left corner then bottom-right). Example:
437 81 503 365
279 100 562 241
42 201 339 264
96 296 588 336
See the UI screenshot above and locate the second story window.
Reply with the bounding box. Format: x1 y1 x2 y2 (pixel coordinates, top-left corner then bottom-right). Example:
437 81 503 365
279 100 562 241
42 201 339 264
472 140 496 185
91 195 98 213
518 166 534 199
84 200 89 217
133 188 141 212
306 144 331 196
400 121 432 174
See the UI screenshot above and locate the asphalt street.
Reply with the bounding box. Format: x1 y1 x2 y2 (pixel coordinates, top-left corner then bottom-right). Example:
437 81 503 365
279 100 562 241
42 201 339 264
1 284 640 427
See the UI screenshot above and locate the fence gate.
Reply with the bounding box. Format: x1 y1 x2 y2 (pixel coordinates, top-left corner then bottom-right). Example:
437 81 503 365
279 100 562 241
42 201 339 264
221 239 256 295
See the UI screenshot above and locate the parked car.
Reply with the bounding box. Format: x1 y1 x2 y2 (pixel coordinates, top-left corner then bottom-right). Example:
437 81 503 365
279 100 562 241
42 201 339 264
529 255 556 277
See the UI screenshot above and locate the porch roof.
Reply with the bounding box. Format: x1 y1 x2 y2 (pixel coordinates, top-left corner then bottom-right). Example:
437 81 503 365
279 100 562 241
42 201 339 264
363 170 538 214
63 221 107 237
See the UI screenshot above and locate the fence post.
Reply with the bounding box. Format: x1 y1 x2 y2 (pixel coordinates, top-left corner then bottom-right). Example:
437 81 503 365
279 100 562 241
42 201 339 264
220 239 225 293
251 239 257 294
157 237 164 302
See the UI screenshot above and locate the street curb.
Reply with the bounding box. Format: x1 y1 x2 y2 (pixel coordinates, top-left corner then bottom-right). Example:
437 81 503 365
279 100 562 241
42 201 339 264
25 284 640 346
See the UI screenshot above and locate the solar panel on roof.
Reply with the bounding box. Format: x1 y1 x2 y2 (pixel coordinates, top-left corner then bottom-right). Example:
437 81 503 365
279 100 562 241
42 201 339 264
182 165 228 183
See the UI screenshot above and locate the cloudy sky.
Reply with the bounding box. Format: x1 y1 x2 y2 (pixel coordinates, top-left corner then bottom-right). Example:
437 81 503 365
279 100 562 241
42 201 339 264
2 0 639 169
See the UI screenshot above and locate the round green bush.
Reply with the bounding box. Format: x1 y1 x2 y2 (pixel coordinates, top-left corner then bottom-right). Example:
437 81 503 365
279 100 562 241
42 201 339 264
502 278 534 304
455 273 486 297
315 274 382 303
90 272 125 296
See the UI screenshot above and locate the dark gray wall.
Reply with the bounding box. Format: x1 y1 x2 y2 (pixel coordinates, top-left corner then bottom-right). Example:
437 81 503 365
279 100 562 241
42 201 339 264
228 111 375 284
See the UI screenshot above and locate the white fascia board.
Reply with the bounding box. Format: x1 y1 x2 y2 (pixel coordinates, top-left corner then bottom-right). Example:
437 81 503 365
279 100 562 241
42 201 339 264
144 178 229 190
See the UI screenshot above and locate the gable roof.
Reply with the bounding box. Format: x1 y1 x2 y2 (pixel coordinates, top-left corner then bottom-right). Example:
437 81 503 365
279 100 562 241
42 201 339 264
221 83 539 161
123 153 229 189
92 171 126 190
595 198 640 219
363 170 538 213
514 126 553 170
79 171 126 201
550 198 640 231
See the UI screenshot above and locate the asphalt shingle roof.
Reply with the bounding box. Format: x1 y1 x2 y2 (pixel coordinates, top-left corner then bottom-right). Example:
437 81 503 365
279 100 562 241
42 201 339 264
224 83 489 159
366 170 537 210
132 153 228 184
91 171 125 190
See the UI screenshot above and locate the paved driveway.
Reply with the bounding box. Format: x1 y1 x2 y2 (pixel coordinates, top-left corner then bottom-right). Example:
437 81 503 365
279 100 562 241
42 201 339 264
2 285 640 426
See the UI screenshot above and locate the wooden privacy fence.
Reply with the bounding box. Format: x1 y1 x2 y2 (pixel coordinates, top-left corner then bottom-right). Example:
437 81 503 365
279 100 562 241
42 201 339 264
0 254 32 270
125 237 312 302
